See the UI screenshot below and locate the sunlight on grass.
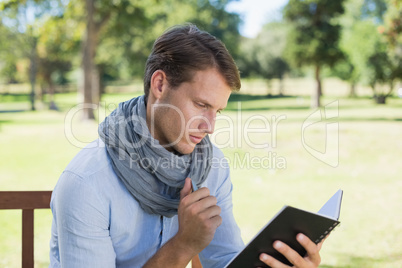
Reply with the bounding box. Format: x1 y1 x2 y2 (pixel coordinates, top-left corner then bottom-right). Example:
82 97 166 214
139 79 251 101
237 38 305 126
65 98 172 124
0 81 401 267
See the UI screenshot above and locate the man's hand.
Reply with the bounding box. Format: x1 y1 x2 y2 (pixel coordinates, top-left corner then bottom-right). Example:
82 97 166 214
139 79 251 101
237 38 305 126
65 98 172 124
143 178 222 267
259 234 325 268
175 177 222 256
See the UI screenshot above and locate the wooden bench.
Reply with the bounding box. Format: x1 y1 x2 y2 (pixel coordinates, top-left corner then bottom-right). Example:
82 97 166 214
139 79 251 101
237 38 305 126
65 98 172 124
0 191 52 268
0 191 202 268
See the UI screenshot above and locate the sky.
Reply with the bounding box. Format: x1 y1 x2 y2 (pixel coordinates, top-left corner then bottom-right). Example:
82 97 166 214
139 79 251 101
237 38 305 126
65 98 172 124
226 0 289 38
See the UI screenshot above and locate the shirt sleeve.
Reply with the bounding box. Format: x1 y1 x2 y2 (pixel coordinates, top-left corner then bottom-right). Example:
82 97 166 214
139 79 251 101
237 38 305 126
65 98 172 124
199 158 244 268
49 171 116 267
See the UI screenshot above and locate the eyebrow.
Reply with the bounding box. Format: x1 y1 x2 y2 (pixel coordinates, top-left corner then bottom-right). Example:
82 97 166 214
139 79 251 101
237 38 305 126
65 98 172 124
195 98 226 111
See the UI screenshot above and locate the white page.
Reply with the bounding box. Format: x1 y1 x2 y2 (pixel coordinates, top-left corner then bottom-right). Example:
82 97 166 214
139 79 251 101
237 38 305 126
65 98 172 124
317 189 343 220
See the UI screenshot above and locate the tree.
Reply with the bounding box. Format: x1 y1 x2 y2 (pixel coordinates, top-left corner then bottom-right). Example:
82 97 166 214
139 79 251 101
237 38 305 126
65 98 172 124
1 0 57 110
79 0 111 119
0 23 20 83
0 0 64 110
330 56 357 97
339 0 401 103
361 0 387 21
36 11 81 110
384 0 402 83
331 0 365 98
284 0 346 108
366 44 401 103
75 0 241 120
61 0 140 119
97 0 241 80
237 22 290 95
384 0 402 47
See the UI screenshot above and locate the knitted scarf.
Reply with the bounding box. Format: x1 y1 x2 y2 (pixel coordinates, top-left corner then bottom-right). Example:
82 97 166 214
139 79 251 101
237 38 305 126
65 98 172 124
98 95 212 217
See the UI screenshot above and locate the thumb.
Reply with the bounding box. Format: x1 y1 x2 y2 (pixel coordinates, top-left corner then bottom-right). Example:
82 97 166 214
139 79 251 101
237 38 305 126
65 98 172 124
180 177 192 200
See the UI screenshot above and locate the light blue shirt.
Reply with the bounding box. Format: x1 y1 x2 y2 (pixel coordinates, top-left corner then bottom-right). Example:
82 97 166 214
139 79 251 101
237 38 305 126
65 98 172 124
49 139 244 267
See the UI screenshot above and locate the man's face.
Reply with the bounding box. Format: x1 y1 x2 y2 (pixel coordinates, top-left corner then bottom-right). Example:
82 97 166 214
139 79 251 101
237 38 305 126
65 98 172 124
150 68 231 155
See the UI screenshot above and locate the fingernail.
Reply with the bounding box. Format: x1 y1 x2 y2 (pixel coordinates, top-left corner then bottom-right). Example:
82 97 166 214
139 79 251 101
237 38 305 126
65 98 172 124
297 233 305 241
273 241 282 249
260 253 268 261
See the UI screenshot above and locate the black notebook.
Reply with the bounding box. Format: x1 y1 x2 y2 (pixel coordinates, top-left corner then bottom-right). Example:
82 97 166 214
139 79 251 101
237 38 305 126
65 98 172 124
225 189 343 268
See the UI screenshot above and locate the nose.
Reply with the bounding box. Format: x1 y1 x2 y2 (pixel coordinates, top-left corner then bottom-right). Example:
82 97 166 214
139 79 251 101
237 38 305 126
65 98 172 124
199 112 216 134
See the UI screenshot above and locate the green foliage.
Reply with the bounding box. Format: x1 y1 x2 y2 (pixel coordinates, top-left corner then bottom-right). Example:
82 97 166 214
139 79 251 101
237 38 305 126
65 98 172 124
94 0 241 79
1 0 241 110
283 0 346 107
336 0 401 102
331 0 363 87
367 44 394 85
384 0 402 53
0 0 67 80
339 15 380 85
0 23 19 83
384 0 402 85
237 22 290 81
2 0 400 105
36 7 82 88
329 57 354 83
284 0 346 68
361 0 387 22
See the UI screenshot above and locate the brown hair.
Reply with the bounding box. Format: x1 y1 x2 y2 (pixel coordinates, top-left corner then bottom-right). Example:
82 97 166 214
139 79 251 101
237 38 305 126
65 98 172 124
144 24 241 98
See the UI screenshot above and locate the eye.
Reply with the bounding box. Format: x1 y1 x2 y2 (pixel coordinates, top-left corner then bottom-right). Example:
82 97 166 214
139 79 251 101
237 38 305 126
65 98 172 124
196 102 207 109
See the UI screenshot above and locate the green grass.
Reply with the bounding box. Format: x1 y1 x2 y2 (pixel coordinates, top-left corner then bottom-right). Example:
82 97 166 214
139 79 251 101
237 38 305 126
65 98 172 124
1 79 401 267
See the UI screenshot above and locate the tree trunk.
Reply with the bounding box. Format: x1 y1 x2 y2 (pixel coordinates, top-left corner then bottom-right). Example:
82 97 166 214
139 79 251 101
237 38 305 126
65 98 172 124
81 0 97 120
375 80 396 104
29 38 37 111
279 76 284 96
40 83 45 102
44 74 58 110
266 79 272 97
374 95 386 104
318 81 323 97
48 79 58 111
81 0 111 120
92 66 100 104
349 82 356 98
311 65 321 108
99 66 106 100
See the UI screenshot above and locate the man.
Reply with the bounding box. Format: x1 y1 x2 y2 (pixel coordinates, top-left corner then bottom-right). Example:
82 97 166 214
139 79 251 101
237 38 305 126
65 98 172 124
49 24 324 267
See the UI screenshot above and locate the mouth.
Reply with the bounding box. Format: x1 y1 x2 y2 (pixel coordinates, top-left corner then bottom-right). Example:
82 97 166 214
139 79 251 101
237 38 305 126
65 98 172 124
189 135 204 144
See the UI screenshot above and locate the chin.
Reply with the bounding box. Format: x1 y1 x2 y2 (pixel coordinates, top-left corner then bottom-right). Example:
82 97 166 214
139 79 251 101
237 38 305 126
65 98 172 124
173 141 196 155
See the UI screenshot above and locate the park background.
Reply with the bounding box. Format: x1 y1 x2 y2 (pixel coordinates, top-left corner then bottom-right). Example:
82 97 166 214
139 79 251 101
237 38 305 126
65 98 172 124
0 0 401 267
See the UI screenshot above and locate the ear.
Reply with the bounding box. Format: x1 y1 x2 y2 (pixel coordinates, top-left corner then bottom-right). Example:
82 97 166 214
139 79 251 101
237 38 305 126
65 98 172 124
150 70 168 100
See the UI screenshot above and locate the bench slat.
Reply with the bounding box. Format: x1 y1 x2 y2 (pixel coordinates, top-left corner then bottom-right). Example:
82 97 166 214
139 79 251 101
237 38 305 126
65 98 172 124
0 191 202 267
0 191 52 209
22 209 34 268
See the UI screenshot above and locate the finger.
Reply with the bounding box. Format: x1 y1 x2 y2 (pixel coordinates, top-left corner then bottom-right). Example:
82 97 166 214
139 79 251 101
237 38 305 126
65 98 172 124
191 195 218 212
259 253 289 268
199 204 221 220
317 235 327 251
210 214 222 228
296 233 321 265
183 187 210 204
273 240 304 267
180 178 193 200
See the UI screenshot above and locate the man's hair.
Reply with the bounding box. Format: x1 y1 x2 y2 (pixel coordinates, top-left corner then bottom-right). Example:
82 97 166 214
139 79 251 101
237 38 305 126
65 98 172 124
144 24 241 98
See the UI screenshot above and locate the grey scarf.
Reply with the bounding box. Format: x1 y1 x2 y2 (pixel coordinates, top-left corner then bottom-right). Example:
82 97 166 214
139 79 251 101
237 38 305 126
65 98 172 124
98 95 212 217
